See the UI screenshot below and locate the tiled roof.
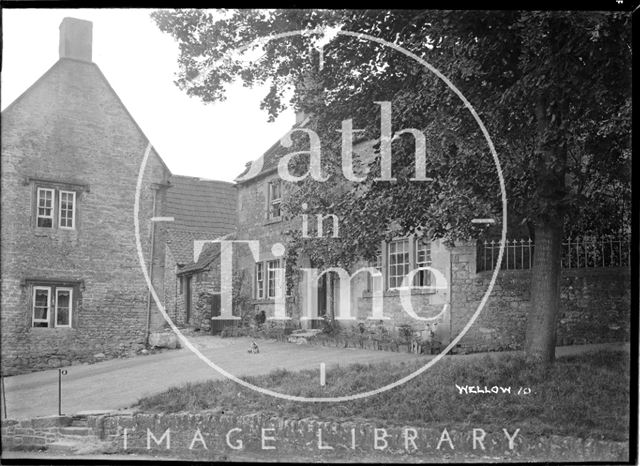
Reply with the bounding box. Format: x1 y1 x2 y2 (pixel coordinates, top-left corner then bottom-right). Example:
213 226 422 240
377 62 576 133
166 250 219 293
162 175 237 266
165 228 219 266
164 175 237 233
177 241 221 275
234 116 373 183
235 118 310 183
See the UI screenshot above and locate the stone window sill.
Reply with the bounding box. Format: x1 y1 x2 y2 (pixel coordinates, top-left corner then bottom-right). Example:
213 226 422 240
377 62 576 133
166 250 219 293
362 288 437 298
33 227 78 237
30 327 75 333
263 217 283 226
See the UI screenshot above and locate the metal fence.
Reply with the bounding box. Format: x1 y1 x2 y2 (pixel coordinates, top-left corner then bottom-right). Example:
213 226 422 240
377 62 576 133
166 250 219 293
477 235 630 272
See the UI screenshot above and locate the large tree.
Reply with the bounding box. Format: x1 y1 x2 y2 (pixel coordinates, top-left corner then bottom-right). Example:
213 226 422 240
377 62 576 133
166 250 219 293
152 9 631 364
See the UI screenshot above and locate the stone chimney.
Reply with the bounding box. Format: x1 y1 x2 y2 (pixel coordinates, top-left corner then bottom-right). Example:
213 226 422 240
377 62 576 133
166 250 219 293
59 17 93 62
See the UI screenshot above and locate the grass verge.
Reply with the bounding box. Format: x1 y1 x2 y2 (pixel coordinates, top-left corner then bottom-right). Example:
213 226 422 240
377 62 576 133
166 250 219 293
134 350 630 441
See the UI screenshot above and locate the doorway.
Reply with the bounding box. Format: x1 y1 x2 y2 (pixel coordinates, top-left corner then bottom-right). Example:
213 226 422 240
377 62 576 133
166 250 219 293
312 273 334 329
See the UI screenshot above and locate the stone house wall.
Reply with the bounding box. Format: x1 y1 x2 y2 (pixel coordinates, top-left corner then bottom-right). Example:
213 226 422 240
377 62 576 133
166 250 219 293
235 172 302 325
162 246 180 325
1 57 169 375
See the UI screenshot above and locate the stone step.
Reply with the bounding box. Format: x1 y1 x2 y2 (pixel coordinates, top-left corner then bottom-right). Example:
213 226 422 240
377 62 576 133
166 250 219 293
46 437 109 455
46 440 82 454
58 426 93 436
71 417 89 427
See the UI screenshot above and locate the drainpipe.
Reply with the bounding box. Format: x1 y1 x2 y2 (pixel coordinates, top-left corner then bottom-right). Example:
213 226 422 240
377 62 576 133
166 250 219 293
448 242 453 344
144 189 157 346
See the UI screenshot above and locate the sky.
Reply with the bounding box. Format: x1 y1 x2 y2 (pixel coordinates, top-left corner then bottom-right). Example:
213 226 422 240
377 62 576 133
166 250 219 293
1 9 295 182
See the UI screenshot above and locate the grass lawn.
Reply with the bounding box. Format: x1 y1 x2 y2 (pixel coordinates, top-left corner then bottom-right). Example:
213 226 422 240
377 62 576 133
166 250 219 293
134 350 630 442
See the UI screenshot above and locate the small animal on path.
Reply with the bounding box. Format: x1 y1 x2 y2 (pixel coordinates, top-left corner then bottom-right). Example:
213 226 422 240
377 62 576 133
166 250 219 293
248 341 260 354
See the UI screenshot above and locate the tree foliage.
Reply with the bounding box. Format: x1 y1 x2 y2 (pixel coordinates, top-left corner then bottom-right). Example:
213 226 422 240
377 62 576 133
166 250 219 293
153 8 630 243
153 9 632 361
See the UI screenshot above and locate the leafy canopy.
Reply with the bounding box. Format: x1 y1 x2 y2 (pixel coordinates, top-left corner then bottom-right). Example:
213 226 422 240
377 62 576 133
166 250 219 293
152 9 631 267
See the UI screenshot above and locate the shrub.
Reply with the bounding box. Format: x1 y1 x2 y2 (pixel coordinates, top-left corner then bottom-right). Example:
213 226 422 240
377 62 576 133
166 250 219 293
321 316 341 336
397 324 414 343
254 310 266 327
374 323 391 342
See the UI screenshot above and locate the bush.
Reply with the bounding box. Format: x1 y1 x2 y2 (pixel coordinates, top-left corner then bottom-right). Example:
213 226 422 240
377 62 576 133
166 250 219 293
374 323 391 342
321 316 341 336
254 310 266 327
397 324 414 343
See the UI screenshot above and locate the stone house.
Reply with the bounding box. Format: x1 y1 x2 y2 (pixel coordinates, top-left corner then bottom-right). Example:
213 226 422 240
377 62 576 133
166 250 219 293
161 176 237 331
228 113 630 351
2 18 627 376
0 18 236 374
232 115 452 343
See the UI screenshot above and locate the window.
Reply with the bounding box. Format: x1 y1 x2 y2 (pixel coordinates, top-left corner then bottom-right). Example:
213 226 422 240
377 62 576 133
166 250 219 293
388 239 410 289
368 237 435 291
31 285 74 328
59 191 75 229
414 239 432 287
35 187 77 230
255 262 265 299
267 180 282 219
255 259 283 299
267 259 282 298
36 188 54 228
55 288 73 327
32 287 51 327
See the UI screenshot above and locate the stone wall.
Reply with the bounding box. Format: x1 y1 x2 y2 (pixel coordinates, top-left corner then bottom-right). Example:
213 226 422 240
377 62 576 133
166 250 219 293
450 242 631 352
162 246 180 325
189 268 220 332
1 59 170 375
3 412 625 462
1 415 96 449
235 173 303 324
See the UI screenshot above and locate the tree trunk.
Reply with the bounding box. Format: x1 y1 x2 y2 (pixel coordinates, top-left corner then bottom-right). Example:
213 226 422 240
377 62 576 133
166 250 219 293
525 219 563 364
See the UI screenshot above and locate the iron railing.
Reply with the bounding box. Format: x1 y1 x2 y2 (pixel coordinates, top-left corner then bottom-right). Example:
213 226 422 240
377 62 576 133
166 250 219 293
477 235 630 272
